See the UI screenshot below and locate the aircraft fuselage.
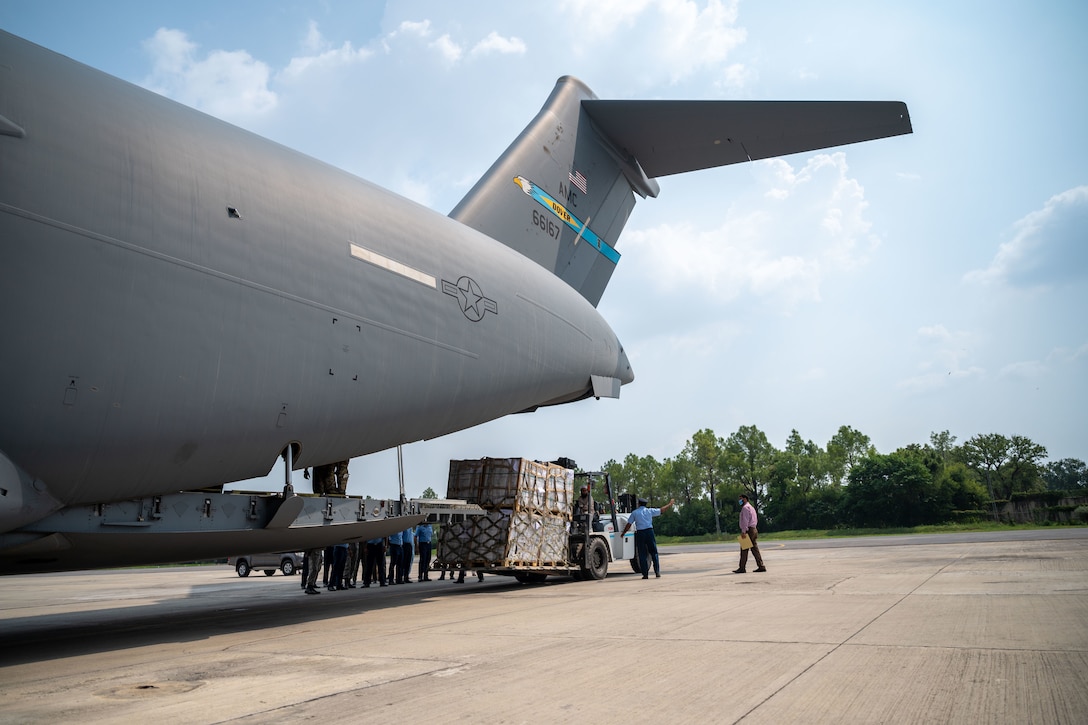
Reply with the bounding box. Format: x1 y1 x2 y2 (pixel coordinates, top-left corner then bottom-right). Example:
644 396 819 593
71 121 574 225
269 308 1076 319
0 32 631 516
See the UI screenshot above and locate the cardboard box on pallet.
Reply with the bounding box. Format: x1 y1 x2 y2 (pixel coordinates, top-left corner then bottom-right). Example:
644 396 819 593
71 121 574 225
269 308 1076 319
439 458 575 568
446 457 574 515
438 509 570 567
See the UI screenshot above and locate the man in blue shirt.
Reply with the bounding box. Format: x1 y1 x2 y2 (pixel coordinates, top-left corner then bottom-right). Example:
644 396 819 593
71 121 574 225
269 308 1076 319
363 536 386 587
387 529 403 585
621 496 675 579
415 523 434 581
400 527 414 584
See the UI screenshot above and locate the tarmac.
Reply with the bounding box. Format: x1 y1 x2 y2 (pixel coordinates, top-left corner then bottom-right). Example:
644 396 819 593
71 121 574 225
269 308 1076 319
1 530 1086 724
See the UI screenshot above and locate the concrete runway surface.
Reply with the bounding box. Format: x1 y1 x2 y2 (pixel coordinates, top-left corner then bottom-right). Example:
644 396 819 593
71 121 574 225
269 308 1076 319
1 531 1086 724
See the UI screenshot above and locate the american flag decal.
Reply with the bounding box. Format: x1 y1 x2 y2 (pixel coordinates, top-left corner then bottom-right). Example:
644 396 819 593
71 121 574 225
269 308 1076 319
568 169 587 194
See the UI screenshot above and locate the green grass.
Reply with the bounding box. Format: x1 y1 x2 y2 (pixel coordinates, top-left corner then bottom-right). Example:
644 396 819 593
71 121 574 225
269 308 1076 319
656 520 1087 545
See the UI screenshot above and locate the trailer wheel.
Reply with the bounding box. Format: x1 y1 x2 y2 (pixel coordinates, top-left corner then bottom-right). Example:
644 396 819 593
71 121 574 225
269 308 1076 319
581 539 609 580
236 560 251 577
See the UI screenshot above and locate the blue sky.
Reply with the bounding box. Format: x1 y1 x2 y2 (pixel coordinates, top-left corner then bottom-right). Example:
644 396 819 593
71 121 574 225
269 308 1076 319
4 1 1085 500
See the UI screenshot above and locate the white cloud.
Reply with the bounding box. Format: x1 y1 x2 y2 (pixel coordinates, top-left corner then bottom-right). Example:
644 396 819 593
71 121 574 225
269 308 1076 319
383 21 522 66
394 20 433 39
557 0 747 88
280 21 372 80
623 151 878 312
470 32 527 57
430 34 463 63
141 28 277 118
965 185 1088 289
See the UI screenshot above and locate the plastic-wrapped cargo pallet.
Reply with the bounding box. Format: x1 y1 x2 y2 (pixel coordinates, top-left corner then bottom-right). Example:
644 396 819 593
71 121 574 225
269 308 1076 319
439 458 575 567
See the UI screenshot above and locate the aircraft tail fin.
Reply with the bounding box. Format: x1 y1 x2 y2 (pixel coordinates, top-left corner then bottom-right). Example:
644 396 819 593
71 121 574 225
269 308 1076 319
451 77 655 307
451 76 912 307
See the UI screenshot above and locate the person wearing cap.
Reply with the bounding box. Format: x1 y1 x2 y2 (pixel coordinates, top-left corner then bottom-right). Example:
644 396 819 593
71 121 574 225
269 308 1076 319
734 494 766 573
621 496 675 578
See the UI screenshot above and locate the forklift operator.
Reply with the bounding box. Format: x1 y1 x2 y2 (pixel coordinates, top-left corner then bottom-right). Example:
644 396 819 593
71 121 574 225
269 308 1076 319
574 486 603 532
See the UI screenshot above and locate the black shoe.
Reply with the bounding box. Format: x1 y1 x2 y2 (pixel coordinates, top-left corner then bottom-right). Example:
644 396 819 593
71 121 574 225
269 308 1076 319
732 568 746 574
755 567 767 572
642 575 649 579
305 587 320 595
655 573 660 578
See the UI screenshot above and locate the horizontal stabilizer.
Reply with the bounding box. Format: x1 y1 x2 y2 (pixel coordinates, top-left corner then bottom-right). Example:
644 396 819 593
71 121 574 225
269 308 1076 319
453 78 911 307
581 100 913 178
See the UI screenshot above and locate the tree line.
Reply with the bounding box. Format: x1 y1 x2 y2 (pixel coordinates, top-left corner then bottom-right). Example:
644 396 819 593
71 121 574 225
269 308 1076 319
593 426 1087 536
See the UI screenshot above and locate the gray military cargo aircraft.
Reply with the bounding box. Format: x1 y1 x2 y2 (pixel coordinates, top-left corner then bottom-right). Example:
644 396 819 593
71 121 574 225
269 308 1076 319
0 30 911 573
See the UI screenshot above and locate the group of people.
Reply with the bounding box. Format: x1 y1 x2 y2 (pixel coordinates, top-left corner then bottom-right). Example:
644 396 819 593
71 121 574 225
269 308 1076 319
302 522 435 595
619 493 767 578
299 491 767 594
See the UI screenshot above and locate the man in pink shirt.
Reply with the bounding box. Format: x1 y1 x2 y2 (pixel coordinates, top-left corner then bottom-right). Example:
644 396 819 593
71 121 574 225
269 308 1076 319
734 494 767 574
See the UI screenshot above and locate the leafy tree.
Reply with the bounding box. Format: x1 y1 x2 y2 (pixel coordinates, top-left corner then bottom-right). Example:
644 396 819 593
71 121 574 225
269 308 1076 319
1043 458 1088 490
657 498 715 537
805 486 845 529
934 462 988 515
625 453 663 503
929 430 958 464
826 425 875 486
601 458 625 489
1002 435 1048 496
785 429 828 494
960 433 1048 516
420 487 438 499
897 445 987 522
960 433 1009 519
841 452 936 527
765 430 831 530
602 454 664 504
683 429 726 534
722 425 777 519
660 455 700 505
766 451 802 529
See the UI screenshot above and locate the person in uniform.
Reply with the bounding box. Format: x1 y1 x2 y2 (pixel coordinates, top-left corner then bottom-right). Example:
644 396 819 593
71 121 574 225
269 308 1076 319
387 530 403 585
363 536 386 587
307 464 336 495
332 460 349 495
400 527 414 583
415 523 434 581
621 496 675 578
303 548 322 595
